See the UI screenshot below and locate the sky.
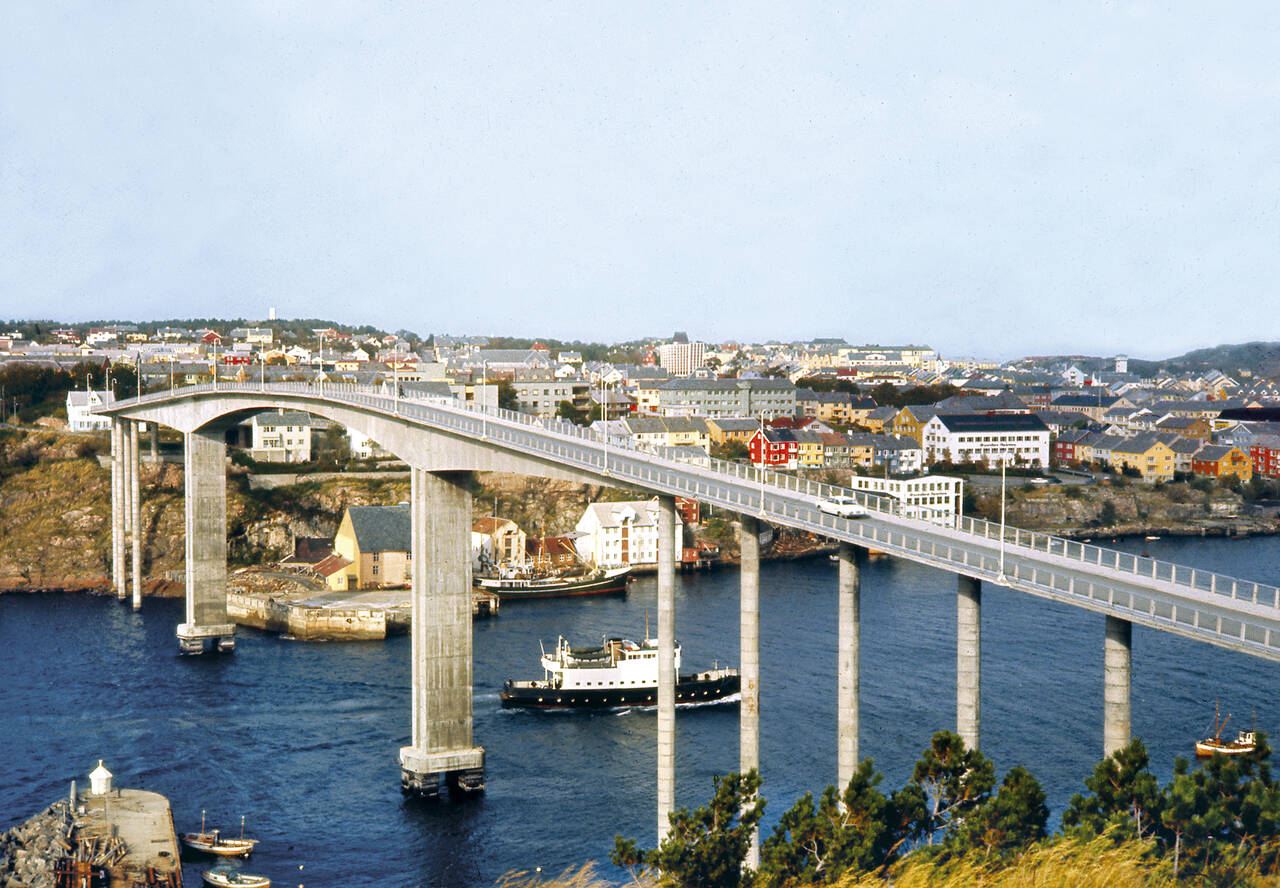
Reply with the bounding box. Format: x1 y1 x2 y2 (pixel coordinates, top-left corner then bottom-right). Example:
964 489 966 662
1 3 1277 360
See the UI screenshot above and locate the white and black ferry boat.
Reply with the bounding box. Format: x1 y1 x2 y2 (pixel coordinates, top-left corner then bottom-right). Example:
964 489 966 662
500 634 740 710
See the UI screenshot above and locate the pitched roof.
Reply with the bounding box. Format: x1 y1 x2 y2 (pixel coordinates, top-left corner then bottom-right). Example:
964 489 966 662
709 418 760 432
345 505 410 553
1112 432 1169 455
253 410 311 427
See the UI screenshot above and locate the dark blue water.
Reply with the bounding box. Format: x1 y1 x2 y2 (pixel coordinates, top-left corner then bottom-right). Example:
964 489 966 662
3 536 1279 887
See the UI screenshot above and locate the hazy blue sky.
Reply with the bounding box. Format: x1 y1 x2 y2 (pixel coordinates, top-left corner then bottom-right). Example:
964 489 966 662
2 3 1277 359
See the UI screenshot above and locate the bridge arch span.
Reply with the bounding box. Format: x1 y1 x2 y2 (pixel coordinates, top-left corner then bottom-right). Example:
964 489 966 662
106 387 635 488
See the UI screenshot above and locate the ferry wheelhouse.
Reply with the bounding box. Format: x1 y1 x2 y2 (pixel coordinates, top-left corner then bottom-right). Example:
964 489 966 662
500 635 739 710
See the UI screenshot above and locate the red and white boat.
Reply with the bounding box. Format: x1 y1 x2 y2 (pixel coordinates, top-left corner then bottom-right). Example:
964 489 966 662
1195 703 1257 758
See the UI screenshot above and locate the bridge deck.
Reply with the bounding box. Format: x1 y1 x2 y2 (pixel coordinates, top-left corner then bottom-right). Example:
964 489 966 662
100 381 1280 663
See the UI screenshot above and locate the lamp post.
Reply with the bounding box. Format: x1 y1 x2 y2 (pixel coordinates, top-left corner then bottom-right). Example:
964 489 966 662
757 415 767 517
481 361 488 439
997 451 1010 582
169 357 175 393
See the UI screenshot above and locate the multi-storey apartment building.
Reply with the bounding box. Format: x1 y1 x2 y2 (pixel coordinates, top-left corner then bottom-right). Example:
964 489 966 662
920 414 1050 467
656 378 796 419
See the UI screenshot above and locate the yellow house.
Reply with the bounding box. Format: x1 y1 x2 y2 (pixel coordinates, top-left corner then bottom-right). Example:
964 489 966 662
707 418 760 445
333 505 411 589
862 406 897 434
1110 434 1175 482
793 430 825 468
893 406 937 445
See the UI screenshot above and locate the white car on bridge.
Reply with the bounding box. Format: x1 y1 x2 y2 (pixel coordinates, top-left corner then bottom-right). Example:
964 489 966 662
817 496 869 519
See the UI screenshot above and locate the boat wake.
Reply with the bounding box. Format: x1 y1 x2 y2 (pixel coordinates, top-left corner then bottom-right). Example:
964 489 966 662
614 693 742 715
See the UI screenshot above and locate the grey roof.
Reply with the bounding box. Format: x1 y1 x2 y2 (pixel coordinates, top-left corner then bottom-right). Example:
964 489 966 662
1194 444 1240 461
253 410 311 427
346 505 410 553
710 418 761 432
1111 432 1172 455
872 434 922 451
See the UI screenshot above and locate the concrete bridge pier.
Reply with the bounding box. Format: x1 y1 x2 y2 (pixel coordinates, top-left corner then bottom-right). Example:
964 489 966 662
957 574 981 751
129 421 143 611
657 494 677 842
177 429 235 654
837 541 862 788
110 420 125 598
739 514 760 868
122 421 134 602
399 468 485 799
1104 616 1132 757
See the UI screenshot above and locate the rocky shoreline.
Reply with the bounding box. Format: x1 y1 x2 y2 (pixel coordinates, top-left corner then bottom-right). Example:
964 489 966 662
1 801 70 888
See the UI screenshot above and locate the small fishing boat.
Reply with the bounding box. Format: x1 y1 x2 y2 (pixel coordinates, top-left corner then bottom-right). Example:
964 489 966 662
202 871 270 888
182 812 259 858
1195 702 1257 758
1145 535 1161 541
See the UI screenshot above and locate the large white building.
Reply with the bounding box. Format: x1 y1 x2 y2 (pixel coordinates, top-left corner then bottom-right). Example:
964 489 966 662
920 414 1050 468
574 499 684 569
657 335 706 377
65 389 115 431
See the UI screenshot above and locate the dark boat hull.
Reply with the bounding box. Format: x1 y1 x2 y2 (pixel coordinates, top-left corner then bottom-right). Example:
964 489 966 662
500 670 740 709
476 572 629 600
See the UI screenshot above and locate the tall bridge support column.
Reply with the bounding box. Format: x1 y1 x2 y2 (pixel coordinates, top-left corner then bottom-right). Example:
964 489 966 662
837 542 861 788
110 420 125 598
957 574 981 751
657 494 677 843
739 514 761 869
1104 616 1132 757
177 429 235 654
400 469 485 799
129 421 143 611
121 420 134 602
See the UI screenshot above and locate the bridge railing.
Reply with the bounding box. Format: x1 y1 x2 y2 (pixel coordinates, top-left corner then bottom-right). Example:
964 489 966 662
111 380 1280 618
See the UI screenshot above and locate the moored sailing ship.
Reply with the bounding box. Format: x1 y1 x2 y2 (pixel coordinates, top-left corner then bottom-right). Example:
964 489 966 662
473 566 631 600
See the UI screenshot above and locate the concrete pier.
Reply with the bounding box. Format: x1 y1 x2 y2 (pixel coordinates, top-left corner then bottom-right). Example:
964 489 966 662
110 420 125 598
837 541 861 787
129 421 142 611
1104 615 1132 757
177 429 235 653
656 494 677 841
739 514 760 868
399 468 485 798
957 574 981 750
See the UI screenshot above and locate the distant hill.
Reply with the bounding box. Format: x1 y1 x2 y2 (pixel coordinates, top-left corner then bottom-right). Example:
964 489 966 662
1162 341 1280 376
1039 342 1280 379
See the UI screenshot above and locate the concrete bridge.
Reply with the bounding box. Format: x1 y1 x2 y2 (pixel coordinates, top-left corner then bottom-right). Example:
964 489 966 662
97 381 1280 854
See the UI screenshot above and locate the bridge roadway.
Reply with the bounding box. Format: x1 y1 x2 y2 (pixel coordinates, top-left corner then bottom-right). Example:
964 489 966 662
98 380 1280 847
156 380 1278 661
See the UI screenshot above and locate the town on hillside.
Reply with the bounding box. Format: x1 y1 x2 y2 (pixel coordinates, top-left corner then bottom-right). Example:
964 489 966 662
8 324 1277 493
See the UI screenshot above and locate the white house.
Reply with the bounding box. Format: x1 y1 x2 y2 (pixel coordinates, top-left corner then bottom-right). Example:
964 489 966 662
249 409 312 462
66 388 115 431
574 499 684 569
848 475 964 524
346 428 387 460
920 414 1050 468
